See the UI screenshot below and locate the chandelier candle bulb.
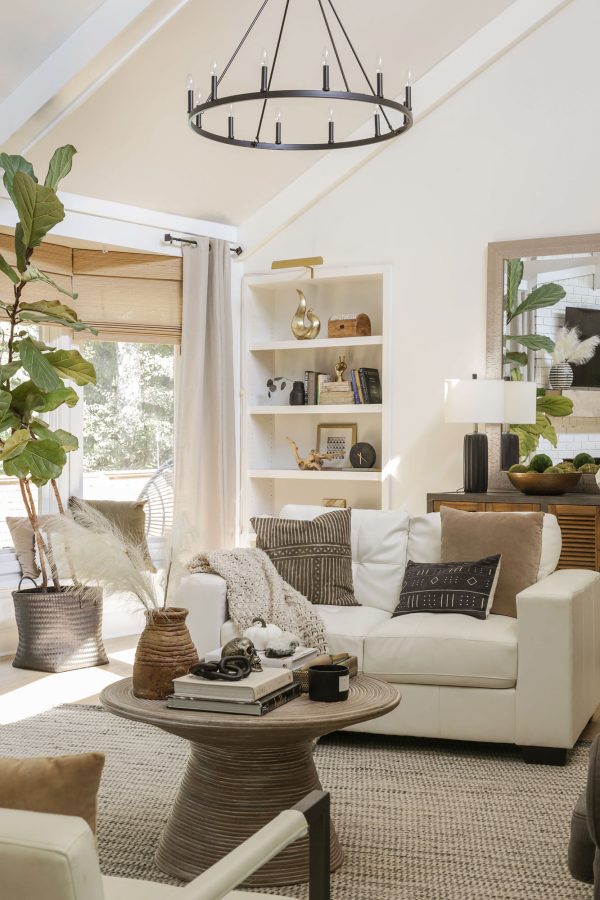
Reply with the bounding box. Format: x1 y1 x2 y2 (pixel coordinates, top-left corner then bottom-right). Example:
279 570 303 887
275 111 282 145
376 57 383 97
260 48 268 92
210 60 218 100
328 107 334 144
374 112 381 137
228 105 234 140
186 74 194 114
322 47 330 91
405 71 412 110
194 92 202 128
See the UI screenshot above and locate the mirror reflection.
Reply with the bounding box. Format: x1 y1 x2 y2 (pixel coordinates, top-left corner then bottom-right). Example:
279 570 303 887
503 252 600 468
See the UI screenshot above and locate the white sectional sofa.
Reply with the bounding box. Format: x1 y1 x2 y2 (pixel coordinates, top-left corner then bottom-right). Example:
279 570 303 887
178 505 600 763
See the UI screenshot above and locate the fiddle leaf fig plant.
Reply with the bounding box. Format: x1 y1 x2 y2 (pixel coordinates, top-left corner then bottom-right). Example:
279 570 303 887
503 257 573 459
0 145 98 591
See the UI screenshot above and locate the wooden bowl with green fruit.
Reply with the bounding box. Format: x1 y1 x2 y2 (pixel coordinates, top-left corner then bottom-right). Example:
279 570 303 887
507 453 590 495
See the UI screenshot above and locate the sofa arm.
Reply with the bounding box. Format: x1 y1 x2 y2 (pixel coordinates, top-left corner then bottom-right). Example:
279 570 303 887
516 569 600 749
172 573 227 658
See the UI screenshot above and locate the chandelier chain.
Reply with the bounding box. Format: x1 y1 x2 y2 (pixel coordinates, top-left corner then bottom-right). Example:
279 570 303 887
255 0 291 144
325 0 394 133
316 0 350 92
214 0 272 99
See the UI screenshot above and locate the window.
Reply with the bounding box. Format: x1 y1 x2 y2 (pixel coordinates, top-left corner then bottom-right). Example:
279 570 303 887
81 340 176 503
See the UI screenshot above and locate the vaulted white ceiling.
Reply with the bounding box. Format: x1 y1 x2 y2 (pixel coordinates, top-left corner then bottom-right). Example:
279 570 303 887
3 0 515 227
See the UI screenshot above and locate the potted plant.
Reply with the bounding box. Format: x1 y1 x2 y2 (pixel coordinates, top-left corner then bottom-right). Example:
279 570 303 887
0 145 105 672
549 326 600 389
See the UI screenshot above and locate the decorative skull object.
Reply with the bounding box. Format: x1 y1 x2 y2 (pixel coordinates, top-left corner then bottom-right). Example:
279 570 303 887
221 637 262 672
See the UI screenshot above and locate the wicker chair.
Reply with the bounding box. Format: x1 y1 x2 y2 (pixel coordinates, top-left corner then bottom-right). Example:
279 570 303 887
137 458 174 537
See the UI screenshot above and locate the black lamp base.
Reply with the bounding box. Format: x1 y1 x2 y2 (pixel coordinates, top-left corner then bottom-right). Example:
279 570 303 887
464 432 488 493
501 431 520 471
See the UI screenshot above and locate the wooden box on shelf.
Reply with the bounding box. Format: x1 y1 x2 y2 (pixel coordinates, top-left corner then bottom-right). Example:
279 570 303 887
328 314 371 338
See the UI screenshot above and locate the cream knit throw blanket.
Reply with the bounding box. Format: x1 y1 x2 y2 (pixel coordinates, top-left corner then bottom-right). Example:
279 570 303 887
187 548 328 653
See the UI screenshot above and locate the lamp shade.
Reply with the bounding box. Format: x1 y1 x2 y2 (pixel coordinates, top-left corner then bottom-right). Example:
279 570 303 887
444 378 505 425
503 380 537 424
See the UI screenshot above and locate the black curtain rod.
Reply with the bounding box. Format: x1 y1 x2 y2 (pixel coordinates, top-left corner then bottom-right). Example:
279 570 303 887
164 233 242 255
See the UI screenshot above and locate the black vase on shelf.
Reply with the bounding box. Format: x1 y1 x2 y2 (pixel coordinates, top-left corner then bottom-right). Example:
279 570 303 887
289 381 305 405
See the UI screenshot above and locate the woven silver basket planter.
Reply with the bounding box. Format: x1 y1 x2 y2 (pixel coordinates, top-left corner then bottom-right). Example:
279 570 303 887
12 584 109 673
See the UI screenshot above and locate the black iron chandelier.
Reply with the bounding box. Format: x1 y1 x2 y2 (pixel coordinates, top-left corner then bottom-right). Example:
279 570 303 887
186 0 413 151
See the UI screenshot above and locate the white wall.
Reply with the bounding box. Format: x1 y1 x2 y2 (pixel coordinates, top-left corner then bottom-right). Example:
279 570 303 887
241 0 600 514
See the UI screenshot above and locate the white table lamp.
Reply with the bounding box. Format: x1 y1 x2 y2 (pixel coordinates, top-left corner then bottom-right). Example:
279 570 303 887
444 374 505 492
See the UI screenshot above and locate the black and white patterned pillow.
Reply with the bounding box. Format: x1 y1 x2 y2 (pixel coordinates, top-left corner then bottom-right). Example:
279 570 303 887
393 555 502 620
251 508 357 606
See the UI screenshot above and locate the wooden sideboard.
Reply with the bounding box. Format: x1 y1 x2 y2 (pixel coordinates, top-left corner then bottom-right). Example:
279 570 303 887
427 492 600 572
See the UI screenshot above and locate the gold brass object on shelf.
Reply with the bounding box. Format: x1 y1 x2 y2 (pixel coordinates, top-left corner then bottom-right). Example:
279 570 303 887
508 471 582 496
272 256 324 276
291 289 320 340
334 356 347 382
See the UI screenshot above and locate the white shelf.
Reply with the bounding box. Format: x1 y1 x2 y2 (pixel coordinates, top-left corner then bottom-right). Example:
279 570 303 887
249 404 382 416
249 468 383 482
249 336 383 352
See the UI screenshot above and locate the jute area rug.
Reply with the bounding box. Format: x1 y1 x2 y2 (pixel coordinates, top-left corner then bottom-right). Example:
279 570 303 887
0 704 592 899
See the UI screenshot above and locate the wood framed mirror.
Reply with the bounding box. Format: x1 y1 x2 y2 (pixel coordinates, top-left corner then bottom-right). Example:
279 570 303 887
486 234 600 491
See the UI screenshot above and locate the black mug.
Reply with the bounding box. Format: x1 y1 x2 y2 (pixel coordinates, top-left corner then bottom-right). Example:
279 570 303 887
308 664 350 702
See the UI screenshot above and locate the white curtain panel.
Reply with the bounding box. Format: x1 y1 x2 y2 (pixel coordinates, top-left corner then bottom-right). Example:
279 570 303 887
174 240 236 548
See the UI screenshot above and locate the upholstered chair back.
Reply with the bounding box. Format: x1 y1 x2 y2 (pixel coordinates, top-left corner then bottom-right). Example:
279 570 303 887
0 808 105 900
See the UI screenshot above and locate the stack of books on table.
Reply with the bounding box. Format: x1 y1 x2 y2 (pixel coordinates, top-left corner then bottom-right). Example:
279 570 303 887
318 381 355 405
168 667 302 716
205 646 320 671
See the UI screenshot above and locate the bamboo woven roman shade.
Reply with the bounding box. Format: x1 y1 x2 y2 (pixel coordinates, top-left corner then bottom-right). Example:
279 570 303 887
0 235 183 344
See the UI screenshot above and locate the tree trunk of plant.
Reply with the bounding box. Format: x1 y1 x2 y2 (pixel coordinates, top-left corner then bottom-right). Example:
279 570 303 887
19 478 60 592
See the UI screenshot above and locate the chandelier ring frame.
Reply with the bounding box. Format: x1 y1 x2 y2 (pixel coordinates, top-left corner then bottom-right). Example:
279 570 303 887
188 89 413 151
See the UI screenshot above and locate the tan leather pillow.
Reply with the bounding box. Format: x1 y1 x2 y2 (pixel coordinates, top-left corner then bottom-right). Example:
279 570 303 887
440 506 544 617
0 752 105 834
6 515 54 581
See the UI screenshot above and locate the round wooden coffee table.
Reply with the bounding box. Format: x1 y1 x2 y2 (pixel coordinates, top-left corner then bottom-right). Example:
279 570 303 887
101 675 399 887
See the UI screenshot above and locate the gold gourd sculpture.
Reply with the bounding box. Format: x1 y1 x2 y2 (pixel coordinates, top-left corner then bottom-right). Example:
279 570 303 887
291 289 320 340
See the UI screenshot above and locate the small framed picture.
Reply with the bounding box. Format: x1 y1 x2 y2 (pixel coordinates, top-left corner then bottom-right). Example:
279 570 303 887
323 498 347 508
316 423 357 469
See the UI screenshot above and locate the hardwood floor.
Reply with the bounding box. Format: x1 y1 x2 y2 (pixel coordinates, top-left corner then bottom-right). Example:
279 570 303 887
0 635 137 724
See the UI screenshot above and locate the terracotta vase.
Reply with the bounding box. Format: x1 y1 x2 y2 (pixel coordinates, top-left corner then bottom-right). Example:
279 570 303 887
133 607 199 700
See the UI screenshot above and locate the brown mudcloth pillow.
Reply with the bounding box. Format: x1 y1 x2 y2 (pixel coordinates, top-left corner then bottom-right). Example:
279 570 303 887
251 508 358 606
68 497 155 572
440 505 544 617
0 752 105 834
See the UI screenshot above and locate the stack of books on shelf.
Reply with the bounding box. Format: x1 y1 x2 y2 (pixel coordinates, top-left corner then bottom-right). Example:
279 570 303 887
304 371 333 405
168 667 302 716
350 367 382 404
318 381 354 405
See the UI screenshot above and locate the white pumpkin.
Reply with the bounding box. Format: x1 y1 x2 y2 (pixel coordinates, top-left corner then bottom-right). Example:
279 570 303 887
243 618 283 650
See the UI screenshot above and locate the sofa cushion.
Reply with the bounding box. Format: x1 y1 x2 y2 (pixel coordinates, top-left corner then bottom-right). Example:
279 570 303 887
362 612 518 688
408 512 561 580
252 508 356 606
279 505 410 612
316 605 391 670
393 555 502 620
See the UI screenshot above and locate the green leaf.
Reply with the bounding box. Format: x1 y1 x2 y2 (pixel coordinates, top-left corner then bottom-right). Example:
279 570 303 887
504 351 528 367
0 154 37 206
0 361 21 382
536 394 574 418
504 258 523 318
12 171 65 248
17 337 63 392
9 380 78 415
46 349 96 386
14 223 27 272
23 266 78 300
0 253 19 285
20 299 78 321
18 309 98 334
510 425 539 459
0 412 20 434
44 145 77 190
38 385 78 412
31 420 78 451
510 368 523 381
0 388 11 423
0 428 29 461
511 283 566 321
504 333 555 353
3 439 66 481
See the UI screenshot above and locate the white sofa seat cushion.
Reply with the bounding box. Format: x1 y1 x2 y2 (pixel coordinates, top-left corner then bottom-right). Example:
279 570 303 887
316 605 391 669
362 612 518 689
407 511 562 579
280 505 410 612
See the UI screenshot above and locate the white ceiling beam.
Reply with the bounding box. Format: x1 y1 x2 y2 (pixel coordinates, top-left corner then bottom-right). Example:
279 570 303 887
239 0 574 258
0 191 238 257
0 0 191 152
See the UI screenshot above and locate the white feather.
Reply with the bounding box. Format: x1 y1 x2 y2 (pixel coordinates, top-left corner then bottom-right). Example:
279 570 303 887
552 326 600 365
